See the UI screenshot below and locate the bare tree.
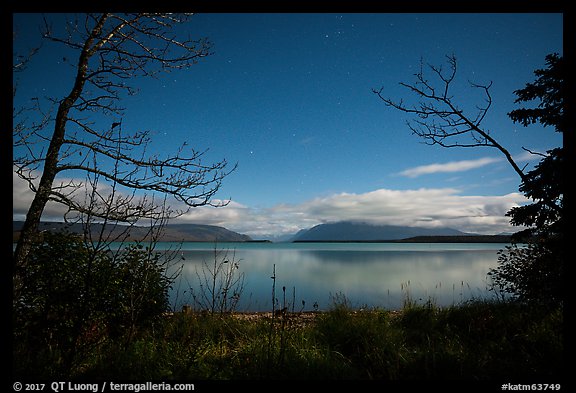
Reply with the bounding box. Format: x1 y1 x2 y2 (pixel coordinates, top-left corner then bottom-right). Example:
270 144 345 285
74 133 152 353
372 54 560 216
373 55 528 178
13 160 185 375
13 14 236 288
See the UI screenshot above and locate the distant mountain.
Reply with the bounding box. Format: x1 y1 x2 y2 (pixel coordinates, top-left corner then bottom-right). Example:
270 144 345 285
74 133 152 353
291 221 472 242
13 221 252 242
157 223 252 242
396 235 512 243
261 228 309 243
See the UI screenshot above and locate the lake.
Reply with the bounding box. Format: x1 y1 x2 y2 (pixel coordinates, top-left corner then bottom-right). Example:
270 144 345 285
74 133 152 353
156 242 509 312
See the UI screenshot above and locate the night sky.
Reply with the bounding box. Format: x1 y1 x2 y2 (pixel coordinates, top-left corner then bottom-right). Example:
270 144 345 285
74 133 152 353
12 12 564 239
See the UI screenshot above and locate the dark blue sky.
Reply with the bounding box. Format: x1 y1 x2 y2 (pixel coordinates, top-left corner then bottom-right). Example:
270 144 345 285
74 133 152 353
13 12 564 238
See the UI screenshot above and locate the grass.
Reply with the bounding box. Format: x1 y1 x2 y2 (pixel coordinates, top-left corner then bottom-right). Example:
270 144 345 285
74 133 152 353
45 296 562 381
13 243 563 381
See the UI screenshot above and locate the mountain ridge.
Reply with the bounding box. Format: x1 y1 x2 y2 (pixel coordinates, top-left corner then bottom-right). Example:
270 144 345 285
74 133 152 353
290 221 508 242
12 221 252 242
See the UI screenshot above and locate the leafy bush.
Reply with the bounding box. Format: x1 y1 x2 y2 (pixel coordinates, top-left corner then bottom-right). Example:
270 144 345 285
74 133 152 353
13 231 173 377
488 240 563 305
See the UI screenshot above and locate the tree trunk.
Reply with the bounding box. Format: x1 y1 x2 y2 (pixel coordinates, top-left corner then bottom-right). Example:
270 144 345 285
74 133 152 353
13 15 109 297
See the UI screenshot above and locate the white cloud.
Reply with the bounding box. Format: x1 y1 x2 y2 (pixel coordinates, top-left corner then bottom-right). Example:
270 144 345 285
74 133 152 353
297 188 525 234
14 169 528 238
12 170 73 221
172 188 528 238
398 157 502 178
12 168 173 223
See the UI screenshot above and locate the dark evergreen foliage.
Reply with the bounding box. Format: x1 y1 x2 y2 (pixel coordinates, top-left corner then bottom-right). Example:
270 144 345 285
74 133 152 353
489 54 565 306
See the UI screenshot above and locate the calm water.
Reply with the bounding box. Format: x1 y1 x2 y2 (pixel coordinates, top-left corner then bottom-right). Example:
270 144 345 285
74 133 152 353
156 242 508 312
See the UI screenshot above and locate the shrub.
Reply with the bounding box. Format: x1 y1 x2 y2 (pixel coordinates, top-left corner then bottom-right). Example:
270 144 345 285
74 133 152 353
488 240 563 306
13 230 173 377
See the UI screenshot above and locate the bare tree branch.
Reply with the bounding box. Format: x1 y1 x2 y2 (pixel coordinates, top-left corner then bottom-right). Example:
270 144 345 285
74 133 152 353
372 54 528 183
13 13 235 288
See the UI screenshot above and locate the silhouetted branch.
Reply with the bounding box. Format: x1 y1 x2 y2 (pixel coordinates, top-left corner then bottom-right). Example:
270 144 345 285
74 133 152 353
13 13 234 285
372 54 527 183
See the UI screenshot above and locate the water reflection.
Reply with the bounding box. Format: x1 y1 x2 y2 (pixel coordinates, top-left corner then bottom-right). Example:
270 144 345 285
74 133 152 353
168 243 504 312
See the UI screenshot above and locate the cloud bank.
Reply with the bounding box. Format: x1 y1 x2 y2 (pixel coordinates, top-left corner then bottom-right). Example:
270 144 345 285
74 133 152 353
13 170 527 239
173 188 527 238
